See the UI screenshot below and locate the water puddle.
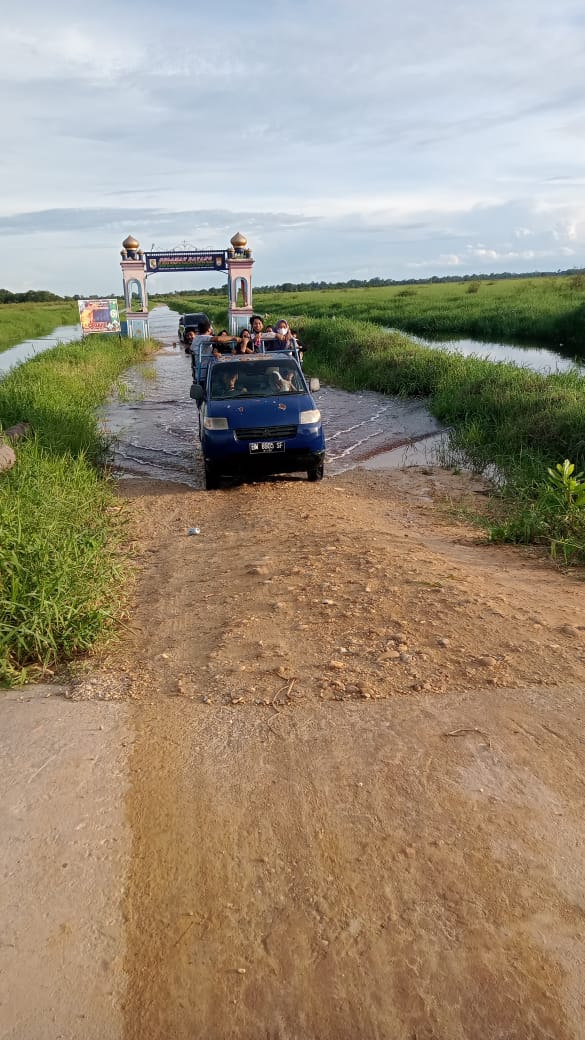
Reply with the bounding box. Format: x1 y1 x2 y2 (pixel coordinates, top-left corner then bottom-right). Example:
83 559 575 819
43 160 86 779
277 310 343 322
102 306 443 486
0 323 82 376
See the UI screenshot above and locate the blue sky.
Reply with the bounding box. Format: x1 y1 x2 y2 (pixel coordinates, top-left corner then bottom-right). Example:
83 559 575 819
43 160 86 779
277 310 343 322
3 0 585 294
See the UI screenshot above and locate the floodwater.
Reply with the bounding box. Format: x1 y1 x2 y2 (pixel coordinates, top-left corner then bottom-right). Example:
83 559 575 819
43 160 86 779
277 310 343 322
0 323 81 376
102 306 444 485
391 329 585 374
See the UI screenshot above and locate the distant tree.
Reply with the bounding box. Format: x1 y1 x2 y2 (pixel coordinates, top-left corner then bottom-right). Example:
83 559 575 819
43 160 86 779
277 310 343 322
0 288 64 304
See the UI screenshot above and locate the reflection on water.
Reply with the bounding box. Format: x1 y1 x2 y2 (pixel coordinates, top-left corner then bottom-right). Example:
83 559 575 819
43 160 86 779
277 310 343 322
102 307 443 486
0 324 82 376
389 329 584 374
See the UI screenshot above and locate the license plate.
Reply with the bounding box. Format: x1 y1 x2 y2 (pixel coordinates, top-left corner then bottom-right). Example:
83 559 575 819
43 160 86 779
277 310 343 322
249 441 285 453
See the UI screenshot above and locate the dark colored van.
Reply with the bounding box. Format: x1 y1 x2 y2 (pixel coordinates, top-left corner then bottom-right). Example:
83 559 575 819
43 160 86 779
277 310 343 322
190 352 325 489
178 312 211 341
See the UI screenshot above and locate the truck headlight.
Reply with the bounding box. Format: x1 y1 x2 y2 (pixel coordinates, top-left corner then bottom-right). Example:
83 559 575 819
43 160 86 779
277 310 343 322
204 417 229 430
299 410 321 425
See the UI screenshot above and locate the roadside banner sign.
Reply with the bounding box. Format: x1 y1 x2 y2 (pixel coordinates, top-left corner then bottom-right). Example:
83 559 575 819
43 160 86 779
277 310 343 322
144 251 227 273
78 299 121 335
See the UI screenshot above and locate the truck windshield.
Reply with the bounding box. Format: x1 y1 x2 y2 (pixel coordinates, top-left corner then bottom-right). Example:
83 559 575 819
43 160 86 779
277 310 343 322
209 360 305 400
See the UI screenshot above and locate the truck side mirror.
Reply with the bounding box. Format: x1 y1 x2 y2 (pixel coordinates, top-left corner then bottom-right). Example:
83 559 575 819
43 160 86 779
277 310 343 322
309 377 320 392
190 383 204 404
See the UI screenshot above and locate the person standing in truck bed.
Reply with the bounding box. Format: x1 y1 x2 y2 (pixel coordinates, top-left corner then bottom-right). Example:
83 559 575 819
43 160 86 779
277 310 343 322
249 315 266 352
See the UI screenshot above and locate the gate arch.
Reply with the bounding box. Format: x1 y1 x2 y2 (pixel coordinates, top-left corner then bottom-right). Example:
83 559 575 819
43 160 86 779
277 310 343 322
119 232 255 337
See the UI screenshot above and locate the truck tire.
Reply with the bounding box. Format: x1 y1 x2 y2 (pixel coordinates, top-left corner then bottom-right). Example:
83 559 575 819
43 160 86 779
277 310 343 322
204 464 220 490
307 463 324 482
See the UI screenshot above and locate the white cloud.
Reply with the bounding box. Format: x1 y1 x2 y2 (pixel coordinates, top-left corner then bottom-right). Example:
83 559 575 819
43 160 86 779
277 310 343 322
467 244 575 263
1 25 143 82
2 0 585 291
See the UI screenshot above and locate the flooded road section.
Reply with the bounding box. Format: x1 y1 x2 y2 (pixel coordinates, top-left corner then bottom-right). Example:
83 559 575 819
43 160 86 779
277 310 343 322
102 306 443 486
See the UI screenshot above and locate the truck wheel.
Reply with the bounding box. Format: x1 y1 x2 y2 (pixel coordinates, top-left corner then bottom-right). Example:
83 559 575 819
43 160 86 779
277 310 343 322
307 463 324 482
204 464 220 490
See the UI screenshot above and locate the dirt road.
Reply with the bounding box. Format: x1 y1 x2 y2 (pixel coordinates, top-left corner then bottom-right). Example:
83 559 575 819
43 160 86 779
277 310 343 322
2 466 585 1038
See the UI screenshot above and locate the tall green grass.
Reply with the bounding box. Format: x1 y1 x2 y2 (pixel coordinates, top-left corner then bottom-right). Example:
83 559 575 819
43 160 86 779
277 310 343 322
0 301 79 354
0 444 128 683
261 277 585 351
0 335 156 684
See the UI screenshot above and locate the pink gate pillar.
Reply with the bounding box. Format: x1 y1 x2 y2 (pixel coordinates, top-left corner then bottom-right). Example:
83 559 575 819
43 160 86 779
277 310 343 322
227 232 255 334
120 234 149 338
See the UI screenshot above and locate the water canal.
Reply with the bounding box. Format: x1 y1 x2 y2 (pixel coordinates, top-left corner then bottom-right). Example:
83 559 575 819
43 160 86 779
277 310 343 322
0 323 82 377
398 330 585 374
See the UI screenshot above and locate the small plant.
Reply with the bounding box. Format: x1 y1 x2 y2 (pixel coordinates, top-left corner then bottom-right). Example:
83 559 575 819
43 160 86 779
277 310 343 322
487 460 585 564
546 459 585 508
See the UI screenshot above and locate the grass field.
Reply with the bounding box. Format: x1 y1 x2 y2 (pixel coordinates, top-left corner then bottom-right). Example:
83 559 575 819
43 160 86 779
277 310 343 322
0 334 156 684
0 301 79 354
158 273 585 354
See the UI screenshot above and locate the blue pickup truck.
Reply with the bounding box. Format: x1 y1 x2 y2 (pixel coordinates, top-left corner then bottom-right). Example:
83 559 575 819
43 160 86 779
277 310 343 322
190 351 326 489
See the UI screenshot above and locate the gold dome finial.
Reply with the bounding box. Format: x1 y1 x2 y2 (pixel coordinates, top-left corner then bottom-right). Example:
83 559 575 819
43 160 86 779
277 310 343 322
230 232 247 248
123 234 140 250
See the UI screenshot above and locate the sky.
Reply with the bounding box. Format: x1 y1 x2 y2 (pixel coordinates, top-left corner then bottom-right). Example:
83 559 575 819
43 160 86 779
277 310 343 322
3 0 585 295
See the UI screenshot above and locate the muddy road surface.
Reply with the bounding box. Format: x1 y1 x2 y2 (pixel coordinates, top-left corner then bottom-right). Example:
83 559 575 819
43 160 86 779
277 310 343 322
3 465 585 1037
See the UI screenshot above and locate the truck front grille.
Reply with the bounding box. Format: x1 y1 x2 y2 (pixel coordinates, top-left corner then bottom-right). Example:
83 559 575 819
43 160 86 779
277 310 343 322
236 425 297 441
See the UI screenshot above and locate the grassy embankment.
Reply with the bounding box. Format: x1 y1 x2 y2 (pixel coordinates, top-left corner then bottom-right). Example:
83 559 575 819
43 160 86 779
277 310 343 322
0 301 79 354
0 334 156 685
159 274 585 355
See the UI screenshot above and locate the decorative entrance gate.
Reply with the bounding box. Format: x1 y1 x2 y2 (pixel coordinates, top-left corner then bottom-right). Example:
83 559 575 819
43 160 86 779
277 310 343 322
119 231 255 337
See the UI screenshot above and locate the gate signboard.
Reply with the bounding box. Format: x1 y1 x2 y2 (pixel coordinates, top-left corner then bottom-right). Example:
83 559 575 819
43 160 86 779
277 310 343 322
78 298 121 335
144 251 227 273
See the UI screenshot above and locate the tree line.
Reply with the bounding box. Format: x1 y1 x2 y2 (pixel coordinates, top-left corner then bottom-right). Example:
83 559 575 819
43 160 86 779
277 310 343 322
0 289 67 304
